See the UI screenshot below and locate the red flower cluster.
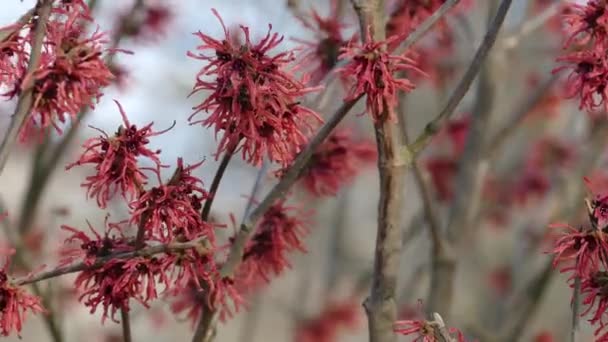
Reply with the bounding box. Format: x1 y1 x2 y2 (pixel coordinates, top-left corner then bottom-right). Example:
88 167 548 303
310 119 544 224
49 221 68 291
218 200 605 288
293 1 354 84
0 261 43 336
549 185 608 339
66 101 167 208
130 158 213 243
61 222 172 322
297 128 376 197
294 299 361 342
188 9 322 166
554 1 608 112
337 28 422 122
1 3 114 139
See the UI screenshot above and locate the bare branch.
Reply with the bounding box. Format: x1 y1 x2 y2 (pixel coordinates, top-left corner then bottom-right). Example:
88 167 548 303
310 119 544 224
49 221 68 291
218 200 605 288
0 0 53 176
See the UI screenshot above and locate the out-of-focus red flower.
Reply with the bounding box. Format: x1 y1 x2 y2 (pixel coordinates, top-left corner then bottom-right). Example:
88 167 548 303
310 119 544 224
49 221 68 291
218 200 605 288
534 331 555 342
237 198 310 286
487 266 512 296
525 74 563 119
293 1 355 84
294 299 361 342
296 128 376 197
513 170 551 205
116 2 172 42
526 137 575 170
425 157 458 202
188 9 322 166
337 28 422 122
66 101 169 208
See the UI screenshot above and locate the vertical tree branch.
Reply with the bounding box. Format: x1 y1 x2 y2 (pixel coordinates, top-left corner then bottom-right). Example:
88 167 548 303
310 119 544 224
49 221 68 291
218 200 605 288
0 0 52 176
121 308 133 342
351 1 407 342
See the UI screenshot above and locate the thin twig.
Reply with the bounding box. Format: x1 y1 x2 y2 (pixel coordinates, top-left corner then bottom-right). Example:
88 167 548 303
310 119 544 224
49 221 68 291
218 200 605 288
501 0 563 51
0 8 35 42
404 0 514 160
0 0 53 176
201 147 235 221
121 308 133 342
485 74 559 157
427 0 501 315
394 0 462 55
16 236 210 286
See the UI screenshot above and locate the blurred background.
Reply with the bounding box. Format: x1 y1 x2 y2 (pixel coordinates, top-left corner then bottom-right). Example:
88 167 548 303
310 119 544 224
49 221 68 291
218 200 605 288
0 0 598 341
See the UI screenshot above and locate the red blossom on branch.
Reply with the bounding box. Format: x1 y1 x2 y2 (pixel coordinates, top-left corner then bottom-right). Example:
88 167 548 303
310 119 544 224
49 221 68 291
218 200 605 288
0 260 44 337
188 9 322 166
66 101 169 208
130 158 213 243
337 28 422 122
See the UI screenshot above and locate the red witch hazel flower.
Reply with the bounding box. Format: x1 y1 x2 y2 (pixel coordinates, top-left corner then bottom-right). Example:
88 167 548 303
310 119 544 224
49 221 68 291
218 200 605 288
60 221 172 322
337 28 423 122
296 128 376 197
116 1 172 42
66 101 170 208
554 1 608 112
236 198 310 287
188 9 322 166
0 257 44 337
562 0 608 47
130 158 213 243
293 0 355 84
294 298 361 342
549 222 608 279
4 9 115 138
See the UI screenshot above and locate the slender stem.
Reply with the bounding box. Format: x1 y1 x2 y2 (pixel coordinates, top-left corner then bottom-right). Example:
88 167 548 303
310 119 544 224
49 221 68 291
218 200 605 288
501 0 563 51
404 0 514 160
121 308 133 342
427 0 501 317
0 8 35 42
394 0 461 54
201 147 235 221
0 0 52 176
485 74 559 157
